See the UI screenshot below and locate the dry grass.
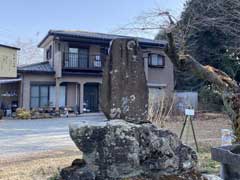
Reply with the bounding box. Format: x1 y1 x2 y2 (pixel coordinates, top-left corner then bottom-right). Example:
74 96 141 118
148 92 175 128
0 150 80 180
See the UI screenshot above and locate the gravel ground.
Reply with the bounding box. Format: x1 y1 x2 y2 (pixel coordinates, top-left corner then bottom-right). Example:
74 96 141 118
0 113 106 157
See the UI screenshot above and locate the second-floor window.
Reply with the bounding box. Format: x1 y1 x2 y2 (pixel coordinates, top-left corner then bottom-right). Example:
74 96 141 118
67 47 89 68
46 45 52 60
148 54 165 67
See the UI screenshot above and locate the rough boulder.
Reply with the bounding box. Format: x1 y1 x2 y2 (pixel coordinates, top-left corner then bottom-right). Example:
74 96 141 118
60 120 203 180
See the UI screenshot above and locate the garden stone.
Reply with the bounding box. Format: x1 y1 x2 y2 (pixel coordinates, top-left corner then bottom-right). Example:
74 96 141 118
60 120 202 180
101 38 148 124
211 144 240 180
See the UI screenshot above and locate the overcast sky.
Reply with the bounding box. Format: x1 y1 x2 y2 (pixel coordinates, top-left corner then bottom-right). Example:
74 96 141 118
0 0 186 45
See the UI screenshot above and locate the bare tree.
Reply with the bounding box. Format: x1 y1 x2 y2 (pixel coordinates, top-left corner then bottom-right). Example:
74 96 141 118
14 38 43 65
119 1 240 142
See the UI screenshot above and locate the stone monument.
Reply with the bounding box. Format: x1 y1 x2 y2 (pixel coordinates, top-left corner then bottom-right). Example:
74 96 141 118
101 38 148 123
60 38 204 180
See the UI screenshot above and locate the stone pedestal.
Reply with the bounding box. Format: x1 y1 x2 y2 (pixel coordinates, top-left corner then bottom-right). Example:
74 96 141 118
212 145 240 180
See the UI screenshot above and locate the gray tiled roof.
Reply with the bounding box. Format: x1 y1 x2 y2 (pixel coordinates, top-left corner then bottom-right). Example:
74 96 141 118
17 61 55 74
39 30 167 47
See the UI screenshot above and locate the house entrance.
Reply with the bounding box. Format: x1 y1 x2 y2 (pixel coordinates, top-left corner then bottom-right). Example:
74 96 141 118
84 83 99 112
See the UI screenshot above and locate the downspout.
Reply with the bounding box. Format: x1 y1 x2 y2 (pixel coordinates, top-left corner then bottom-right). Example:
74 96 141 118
76 83 78 106
21 73 24 108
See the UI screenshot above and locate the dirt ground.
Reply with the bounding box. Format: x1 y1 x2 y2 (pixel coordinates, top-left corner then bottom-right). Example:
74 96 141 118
0 113 231 180
165 112 231 175
166 112 231 148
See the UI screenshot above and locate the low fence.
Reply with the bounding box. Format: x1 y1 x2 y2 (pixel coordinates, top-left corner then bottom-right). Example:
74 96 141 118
174 91 198 113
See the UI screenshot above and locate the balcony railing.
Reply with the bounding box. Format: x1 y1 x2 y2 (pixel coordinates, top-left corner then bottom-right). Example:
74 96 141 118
62 52 104 70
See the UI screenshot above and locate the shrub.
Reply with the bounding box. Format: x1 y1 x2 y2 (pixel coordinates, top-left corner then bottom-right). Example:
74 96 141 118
148 91 175 128
199 85 223 112
16 108 31 119
0 109 3 119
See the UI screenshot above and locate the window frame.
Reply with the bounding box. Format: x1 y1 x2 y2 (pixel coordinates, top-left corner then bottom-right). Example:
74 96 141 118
46 45 52 60
30 85 40 109
30 85 50 108
67 47 89 68
39 86 49 107
148 53 165 68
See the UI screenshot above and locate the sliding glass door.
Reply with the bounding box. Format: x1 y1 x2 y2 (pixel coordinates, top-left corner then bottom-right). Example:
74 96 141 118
30 85 66 108
67 47 89 68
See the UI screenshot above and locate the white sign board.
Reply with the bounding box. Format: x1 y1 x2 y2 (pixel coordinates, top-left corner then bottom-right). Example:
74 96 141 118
185 109 195 116
221 129 232 146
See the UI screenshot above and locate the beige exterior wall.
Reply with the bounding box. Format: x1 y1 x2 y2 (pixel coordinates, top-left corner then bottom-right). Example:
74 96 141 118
0 47 18 78
59 76 102 112
46 40 174 91
59 76 102 84
144 48 174 92
43 41 54 66
46 41 102 78
20 73 102 110
53 40 68 78
20 74 55 109
66 83 77 107
89 45 101 66
59 76 101 112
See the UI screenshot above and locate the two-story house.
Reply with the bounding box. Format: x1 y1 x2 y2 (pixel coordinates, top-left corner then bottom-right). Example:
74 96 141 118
17 30 174 113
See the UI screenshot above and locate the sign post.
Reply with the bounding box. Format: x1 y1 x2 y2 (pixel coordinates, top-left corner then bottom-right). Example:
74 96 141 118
180 108 199 152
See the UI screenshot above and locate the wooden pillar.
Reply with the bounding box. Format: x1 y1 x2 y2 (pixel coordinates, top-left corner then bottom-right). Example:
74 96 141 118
80 83 84 113
143 53 148 81
19 77 23 108
55 79 60 111
75 83 78 106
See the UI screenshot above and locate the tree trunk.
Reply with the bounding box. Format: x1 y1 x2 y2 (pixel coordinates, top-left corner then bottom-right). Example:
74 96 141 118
166 28 240 142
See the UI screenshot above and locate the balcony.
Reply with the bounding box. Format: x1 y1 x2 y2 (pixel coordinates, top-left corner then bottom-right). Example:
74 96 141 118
62 52 104 71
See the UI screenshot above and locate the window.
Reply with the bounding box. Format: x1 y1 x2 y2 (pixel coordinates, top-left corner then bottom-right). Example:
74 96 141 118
30 85 66 108
148 54 165 67
94 55 101 67
69 48 78 54
30 86 40 108
46 45 52 60
58 43 61 51
67 47 89 68
30 85 50 108
40 86 49 107
78 48 88 67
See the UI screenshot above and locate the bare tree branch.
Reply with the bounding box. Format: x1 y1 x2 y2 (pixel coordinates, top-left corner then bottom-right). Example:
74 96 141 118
118 3 240 141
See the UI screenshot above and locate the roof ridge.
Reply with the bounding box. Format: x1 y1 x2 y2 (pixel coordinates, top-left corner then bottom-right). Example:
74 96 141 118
39 29 167 48
18 61 49 68
51 29 159 41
